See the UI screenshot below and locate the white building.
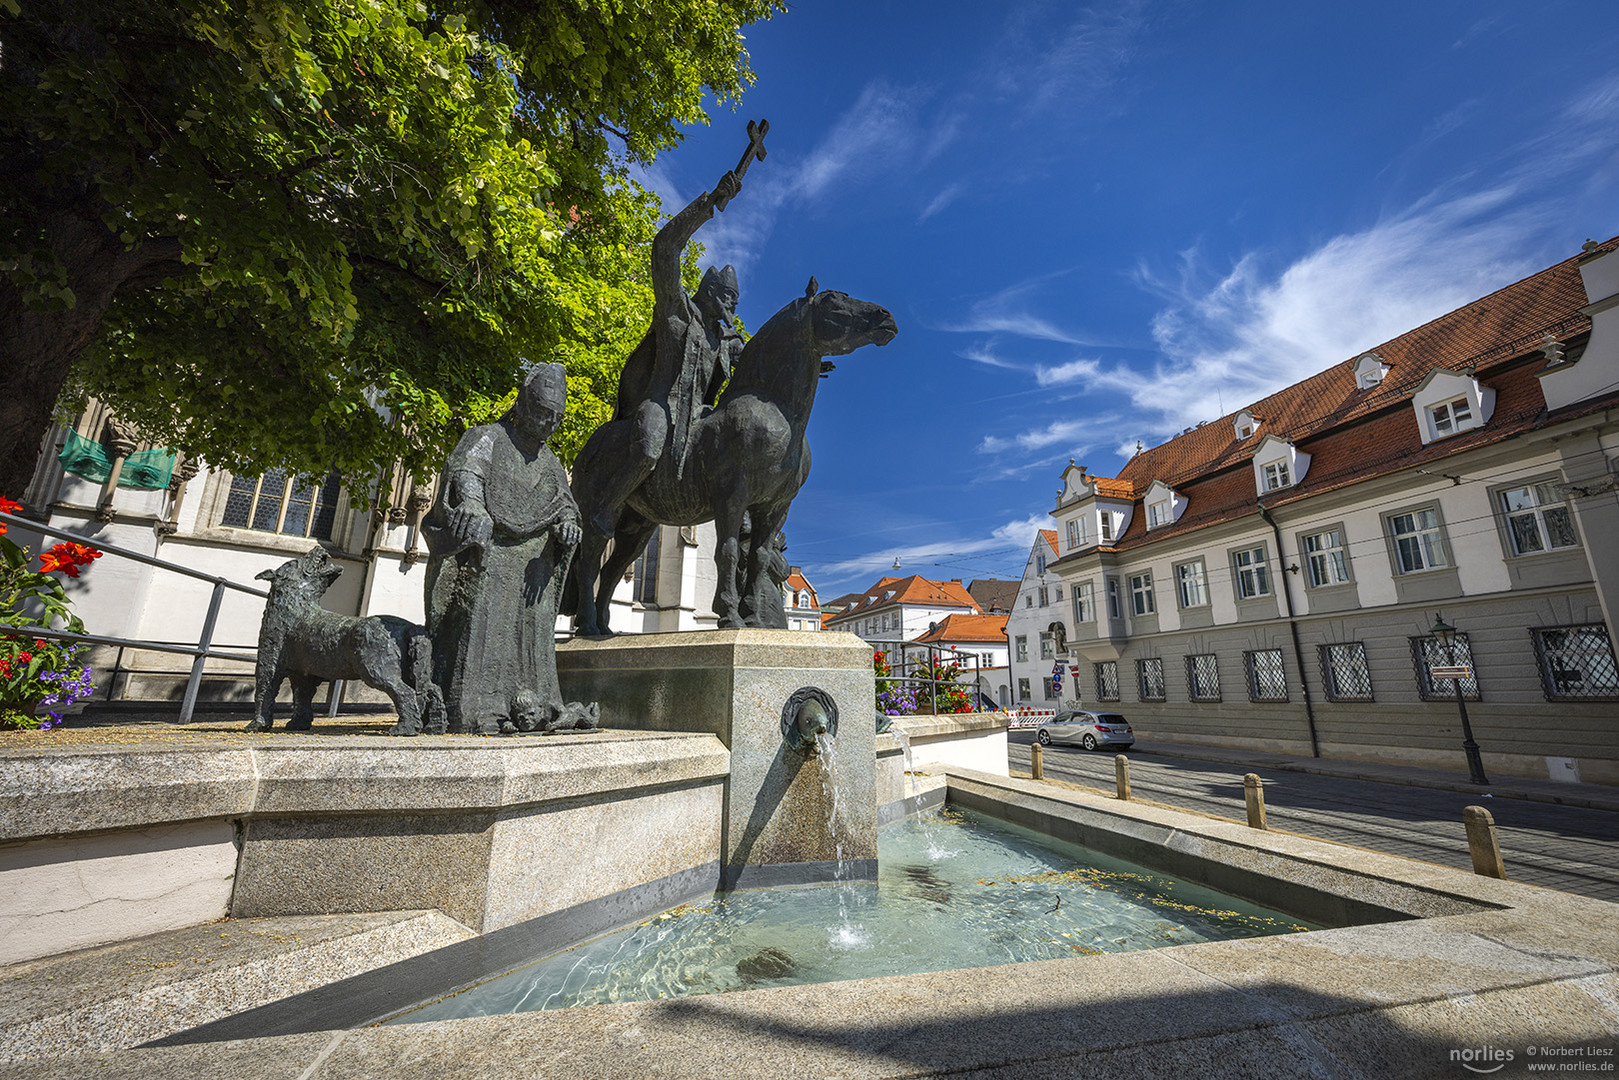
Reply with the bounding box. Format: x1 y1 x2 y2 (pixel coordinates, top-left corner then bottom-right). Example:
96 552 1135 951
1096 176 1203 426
912 612 1010 709
1004 530 1075 707
1043 236 1619 785
822 574 980 645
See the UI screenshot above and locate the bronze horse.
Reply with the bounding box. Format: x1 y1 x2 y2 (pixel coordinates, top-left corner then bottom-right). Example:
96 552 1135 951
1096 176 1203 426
568 279 897 634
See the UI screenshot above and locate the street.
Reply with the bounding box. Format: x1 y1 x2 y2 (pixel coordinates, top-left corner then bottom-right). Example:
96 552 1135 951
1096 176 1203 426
1007 730 1619 902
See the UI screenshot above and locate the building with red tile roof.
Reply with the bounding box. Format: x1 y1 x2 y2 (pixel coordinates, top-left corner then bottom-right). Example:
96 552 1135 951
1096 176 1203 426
783 565 821 631
823 573 981 643
1039 236 1619 783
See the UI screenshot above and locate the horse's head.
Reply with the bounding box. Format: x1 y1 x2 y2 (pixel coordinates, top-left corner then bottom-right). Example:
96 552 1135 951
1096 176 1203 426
804 277 898 356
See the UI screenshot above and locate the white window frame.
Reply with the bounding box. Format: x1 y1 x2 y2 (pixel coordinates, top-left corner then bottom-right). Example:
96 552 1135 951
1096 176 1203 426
1015 636 1028 662
1073 581 1095 624
1388 506 1450 574
1262 460 1291 491
1175 560 1209 609
1233 546 1271 599
1129 571 1155 616
1428 396 1473 438
1106 577 1122 619
1302 527 1352 588
1099 513 1113 542
1039 633 1054 660
1499 481 1579 556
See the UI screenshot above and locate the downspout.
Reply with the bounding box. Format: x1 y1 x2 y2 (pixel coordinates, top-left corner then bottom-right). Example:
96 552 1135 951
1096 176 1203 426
1258 502 1320 758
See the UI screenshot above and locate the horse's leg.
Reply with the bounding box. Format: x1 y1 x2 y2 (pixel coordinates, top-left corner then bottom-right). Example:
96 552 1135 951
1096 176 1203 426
570 411 660 636
598 511 658 629
741 503 788 629
710 488 750 630
573 525 614 636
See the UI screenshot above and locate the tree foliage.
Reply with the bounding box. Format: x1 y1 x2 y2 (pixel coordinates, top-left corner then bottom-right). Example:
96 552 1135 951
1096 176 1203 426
0 0 780 496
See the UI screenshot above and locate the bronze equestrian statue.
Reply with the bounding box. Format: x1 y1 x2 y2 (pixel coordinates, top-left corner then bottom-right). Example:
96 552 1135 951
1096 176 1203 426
565 124 897 634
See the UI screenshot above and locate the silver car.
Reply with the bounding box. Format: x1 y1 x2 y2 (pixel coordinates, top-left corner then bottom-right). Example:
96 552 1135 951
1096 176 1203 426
1035 710 1134 751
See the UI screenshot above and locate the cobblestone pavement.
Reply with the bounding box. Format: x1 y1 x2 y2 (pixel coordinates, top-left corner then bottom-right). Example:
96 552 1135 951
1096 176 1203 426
1008 732 1619 903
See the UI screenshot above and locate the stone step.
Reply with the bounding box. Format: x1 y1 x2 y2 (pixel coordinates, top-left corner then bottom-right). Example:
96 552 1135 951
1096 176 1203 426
0 909 472 1065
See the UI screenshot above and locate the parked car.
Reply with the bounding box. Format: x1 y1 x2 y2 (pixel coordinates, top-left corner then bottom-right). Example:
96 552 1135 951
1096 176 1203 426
1035 710 1134 751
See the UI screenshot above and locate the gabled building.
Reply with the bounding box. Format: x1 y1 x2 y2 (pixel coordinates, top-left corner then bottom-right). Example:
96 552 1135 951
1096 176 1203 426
913 612 1010 708
1004 530 1072 707
823 574 980 644
1046 236 1619 784
784 566 821 631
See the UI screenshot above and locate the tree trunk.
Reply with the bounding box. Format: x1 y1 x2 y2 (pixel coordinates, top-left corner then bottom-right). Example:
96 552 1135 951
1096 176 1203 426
0 205 182 500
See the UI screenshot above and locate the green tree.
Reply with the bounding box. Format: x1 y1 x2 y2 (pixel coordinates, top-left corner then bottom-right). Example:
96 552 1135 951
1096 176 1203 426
0 0 780 497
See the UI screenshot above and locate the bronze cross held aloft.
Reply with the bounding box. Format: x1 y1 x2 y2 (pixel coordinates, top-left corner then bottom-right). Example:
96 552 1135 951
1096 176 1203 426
716 119 768 211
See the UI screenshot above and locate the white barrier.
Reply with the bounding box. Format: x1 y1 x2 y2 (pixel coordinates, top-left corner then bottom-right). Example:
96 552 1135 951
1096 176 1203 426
1005 707 1057 729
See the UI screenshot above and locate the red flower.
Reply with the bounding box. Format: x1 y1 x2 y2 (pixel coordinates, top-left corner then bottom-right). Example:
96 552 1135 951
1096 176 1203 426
16 652 30 663
0 495 20 534
39 541 101 578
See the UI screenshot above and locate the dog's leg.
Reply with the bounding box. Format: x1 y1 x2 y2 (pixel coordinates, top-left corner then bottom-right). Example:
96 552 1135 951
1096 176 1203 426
245 656 283 732
286 674 321 730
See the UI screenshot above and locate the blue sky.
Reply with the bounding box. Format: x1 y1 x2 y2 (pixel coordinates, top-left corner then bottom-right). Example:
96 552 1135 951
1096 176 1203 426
633 0 1619 597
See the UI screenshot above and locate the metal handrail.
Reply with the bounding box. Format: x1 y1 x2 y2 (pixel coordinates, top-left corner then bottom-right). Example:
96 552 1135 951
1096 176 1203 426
1 507 270 721
0 509 269 597
871 637 987 715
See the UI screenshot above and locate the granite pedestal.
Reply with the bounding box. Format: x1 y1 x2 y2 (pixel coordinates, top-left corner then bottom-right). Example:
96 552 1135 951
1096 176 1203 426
558 629 877 887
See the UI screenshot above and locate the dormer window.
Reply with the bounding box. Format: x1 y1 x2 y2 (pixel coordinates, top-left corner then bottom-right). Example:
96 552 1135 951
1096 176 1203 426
1100 513 1114 542
1428 396 1472 437
1234 409 1259 440
1251 434 1309 495
1142 479 1187 530
1354 352 1390 389
1412 369 1492 444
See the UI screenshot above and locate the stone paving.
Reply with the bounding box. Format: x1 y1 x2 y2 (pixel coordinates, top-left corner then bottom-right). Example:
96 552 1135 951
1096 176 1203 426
1009 732 1619 902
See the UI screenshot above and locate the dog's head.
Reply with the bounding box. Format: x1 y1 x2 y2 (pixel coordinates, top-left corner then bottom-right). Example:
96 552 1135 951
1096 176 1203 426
256 546 343 605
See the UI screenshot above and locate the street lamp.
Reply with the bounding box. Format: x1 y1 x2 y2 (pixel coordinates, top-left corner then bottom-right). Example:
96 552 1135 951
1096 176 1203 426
1431 613 1489 785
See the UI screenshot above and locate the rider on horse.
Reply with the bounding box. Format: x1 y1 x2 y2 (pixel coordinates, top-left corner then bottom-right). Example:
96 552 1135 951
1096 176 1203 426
591 170 746 532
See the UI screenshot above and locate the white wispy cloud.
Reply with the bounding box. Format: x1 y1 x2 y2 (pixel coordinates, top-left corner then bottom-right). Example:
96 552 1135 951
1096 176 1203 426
807 511 1052 592
1034 357 1101 386
919 181 966 222
958 343 1026 371
978 418 1101 456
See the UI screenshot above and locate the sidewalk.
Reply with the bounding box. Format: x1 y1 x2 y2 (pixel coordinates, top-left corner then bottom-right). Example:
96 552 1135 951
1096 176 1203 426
1120 736 1619 813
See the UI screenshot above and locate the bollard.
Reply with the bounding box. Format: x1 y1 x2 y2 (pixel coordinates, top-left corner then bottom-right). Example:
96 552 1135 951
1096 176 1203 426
1031 741 1044 781
1243 773 1267 830
1463 805 1506 879
1115 754 1131 800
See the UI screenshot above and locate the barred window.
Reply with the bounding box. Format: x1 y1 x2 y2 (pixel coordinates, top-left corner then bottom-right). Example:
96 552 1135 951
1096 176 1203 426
1043 676 1058 700
1411 633 1480 700
1500 483 1578 556
1137 657 1165 701
221 468 341 540
1187 654 1221 701
1018 677 1031 702
1531 625 1619 700
1244 649 1288 701
1320 642 1374 701
1094 661 1120 702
